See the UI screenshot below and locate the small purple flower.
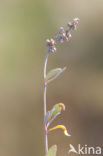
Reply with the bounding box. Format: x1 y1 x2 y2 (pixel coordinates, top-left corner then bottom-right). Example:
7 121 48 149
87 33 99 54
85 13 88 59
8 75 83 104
67 18 79 30
54 35 61 42
66 30 72 39
59 27 65 34
49 46 56 53
46 39 56 53
54 27 71 43
73 18 79 25
46 39 55 47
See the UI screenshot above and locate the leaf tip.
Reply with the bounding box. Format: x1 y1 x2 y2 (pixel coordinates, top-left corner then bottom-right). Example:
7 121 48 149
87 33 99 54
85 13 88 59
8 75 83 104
64 130 71 137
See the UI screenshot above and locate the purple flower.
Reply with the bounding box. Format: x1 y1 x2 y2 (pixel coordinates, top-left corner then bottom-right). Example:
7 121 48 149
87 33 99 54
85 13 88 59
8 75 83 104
67 18 79 30
46 39 56 53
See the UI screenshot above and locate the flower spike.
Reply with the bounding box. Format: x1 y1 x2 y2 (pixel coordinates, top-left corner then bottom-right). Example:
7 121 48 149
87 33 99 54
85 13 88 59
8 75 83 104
46 18 79 53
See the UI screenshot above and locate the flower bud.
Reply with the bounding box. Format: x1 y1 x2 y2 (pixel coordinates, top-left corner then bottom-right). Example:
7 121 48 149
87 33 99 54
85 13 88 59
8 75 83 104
59 27 65 34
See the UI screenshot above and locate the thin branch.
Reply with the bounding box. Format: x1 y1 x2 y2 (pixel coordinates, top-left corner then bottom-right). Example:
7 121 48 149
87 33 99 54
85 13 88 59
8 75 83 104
43 51 49 155
44 51 49 79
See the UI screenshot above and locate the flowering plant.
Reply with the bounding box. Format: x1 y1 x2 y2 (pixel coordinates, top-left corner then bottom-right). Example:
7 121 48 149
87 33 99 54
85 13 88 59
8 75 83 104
43 18 79 156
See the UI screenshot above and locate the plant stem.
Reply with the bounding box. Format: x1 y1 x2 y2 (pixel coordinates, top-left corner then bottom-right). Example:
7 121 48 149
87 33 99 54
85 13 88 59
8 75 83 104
43 51 49 155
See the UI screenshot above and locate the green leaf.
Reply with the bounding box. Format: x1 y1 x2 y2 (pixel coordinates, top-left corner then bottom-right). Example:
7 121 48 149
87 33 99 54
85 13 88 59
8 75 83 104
44 110 53 124
46 145 57 156
45 67 66 83
51 103 65 118
45 103 65 127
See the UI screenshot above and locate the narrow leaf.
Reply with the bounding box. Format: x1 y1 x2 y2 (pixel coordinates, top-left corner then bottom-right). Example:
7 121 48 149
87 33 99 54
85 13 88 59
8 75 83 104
45 67 66 83
47 112 60 128
51 103 65 118
44 109 54 125
46 145 57 156
47 125 71 137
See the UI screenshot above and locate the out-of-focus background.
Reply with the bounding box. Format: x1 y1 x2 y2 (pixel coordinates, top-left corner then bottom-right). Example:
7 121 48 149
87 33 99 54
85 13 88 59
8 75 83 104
0 0 103 156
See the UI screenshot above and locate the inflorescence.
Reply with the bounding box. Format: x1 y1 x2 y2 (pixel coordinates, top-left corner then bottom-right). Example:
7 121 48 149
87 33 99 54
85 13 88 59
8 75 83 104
46 18 79 53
